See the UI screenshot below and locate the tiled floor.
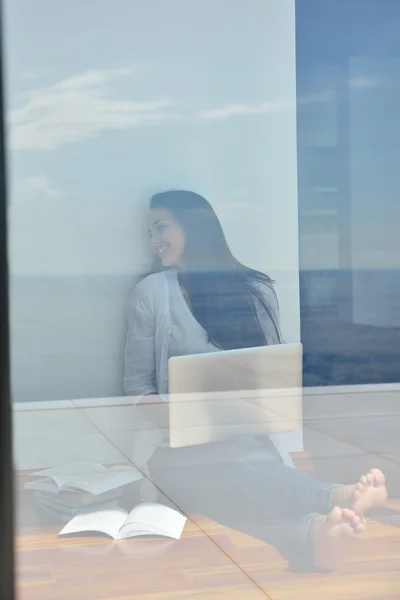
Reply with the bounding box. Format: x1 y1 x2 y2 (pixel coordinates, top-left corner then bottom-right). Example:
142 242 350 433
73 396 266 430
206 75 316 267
13 385 400 470
12 406 129 470
13 384 400 599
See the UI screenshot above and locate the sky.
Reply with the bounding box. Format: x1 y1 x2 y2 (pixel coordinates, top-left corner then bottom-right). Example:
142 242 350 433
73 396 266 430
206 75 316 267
4 0 400 275
4 0 303 277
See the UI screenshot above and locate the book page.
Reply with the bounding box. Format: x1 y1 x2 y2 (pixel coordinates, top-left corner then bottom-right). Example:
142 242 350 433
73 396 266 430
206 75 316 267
31 463 142 495
55 466 143 495
33 461 106 478
120 503 187 539
59 507 128 539
24 479 60 494
107 465 140 473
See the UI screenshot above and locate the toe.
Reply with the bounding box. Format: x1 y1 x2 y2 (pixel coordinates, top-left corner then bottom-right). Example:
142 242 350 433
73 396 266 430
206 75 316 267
357 513 366 531
354 520 364 534
370 468 386 486
349 511 365 534
367 473 374 485
356 482 364 493
352 514 361 528
361 475 368 486
328 506 342 523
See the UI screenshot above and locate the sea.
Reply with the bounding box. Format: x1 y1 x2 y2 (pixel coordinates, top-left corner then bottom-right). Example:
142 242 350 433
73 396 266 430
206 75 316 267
8 269 400 403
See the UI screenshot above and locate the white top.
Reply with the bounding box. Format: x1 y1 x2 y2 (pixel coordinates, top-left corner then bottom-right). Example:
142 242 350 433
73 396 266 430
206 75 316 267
168 275 220 359
123 269 294 473
124 268 281 399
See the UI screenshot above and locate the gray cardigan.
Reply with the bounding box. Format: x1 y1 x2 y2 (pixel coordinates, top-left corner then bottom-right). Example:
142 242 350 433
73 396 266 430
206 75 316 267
123 269 293 472
123 268 282 400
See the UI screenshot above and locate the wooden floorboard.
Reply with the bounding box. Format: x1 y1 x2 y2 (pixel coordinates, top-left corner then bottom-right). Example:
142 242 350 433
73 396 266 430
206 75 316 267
15 508 400 600
13 395 400 599
14 480 400 600
15 521 269 600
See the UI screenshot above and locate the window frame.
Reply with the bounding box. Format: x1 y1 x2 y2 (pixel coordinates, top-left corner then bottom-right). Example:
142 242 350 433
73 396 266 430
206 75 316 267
0 0 15 596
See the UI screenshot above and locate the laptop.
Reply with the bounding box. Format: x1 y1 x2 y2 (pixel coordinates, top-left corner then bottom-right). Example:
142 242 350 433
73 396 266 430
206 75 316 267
168 343 303 448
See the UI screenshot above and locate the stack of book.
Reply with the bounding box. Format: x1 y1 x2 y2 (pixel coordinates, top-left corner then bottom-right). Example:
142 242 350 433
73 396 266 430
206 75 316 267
24 461 143 523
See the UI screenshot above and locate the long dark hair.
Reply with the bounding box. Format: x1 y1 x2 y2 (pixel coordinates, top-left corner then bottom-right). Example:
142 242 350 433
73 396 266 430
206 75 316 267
148 190 281 350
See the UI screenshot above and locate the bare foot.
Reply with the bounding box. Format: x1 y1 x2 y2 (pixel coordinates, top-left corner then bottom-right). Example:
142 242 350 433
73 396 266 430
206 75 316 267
331 468 387 515
312 507 364 571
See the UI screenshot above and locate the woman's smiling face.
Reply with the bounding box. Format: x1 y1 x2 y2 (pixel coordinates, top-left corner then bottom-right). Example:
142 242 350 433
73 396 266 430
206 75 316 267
149 208 186 268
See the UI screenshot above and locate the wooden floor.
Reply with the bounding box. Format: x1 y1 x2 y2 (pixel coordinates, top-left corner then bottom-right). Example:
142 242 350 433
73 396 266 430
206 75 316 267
14 388 400 599
15 472 400 600
14 501 400 600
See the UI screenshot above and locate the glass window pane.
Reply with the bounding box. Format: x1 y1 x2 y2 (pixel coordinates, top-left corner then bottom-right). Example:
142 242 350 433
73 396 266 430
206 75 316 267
4 1 399 599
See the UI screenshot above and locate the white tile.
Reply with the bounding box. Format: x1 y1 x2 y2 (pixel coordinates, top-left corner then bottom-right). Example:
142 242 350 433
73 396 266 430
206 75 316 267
72 396 138 408
304 389 400 419
13 400 75 411
81 406 135 432
102 429 136 452
103 429 144 457
307 414 400 455
82 405 168 433
103 430 169 465
13 431 129 470
12 408 97 438
303 425 369 458
304 382 400 396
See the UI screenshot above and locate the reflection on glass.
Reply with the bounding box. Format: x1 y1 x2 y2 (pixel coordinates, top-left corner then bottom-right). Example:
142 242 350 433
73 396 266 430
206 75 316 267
297 0 400 387
6 0 399 598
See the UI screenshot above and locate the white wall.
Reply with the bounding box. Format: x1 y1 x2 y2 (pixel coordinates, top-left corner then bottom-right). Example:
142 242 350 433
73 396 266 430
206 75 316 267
6 0 300 408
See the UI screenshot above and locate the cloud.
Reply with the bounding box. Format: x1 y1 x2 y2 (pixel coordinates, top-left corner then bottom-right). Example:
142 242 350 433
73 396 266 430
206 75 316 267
9 68 173 150
198 91 334 121
199 100 290 121
349 75 379 89
23 174 63 198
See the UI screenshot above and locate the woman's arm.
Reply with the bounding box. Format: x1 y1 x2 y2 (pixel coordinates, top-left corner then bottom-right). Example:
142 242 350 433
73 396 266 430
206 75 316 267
123 281 158 399
123 281 169 428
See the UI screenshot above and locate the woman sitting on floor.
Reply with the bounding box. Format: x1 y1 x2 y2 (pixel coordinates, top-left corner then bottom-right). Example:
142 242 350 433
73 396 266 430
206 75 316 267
124 190 387 571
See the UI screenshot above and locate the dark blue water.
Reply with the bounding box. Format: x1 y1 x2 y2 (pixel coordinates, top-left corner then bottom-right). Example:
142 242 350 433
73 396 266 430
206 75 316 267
9 269 400 402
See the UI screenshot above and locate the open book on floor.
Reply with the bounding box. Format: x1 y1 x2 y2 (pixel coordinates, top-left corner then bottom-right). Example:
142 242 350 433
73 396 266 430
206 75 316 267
59 503 187 540
25 461 143 495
